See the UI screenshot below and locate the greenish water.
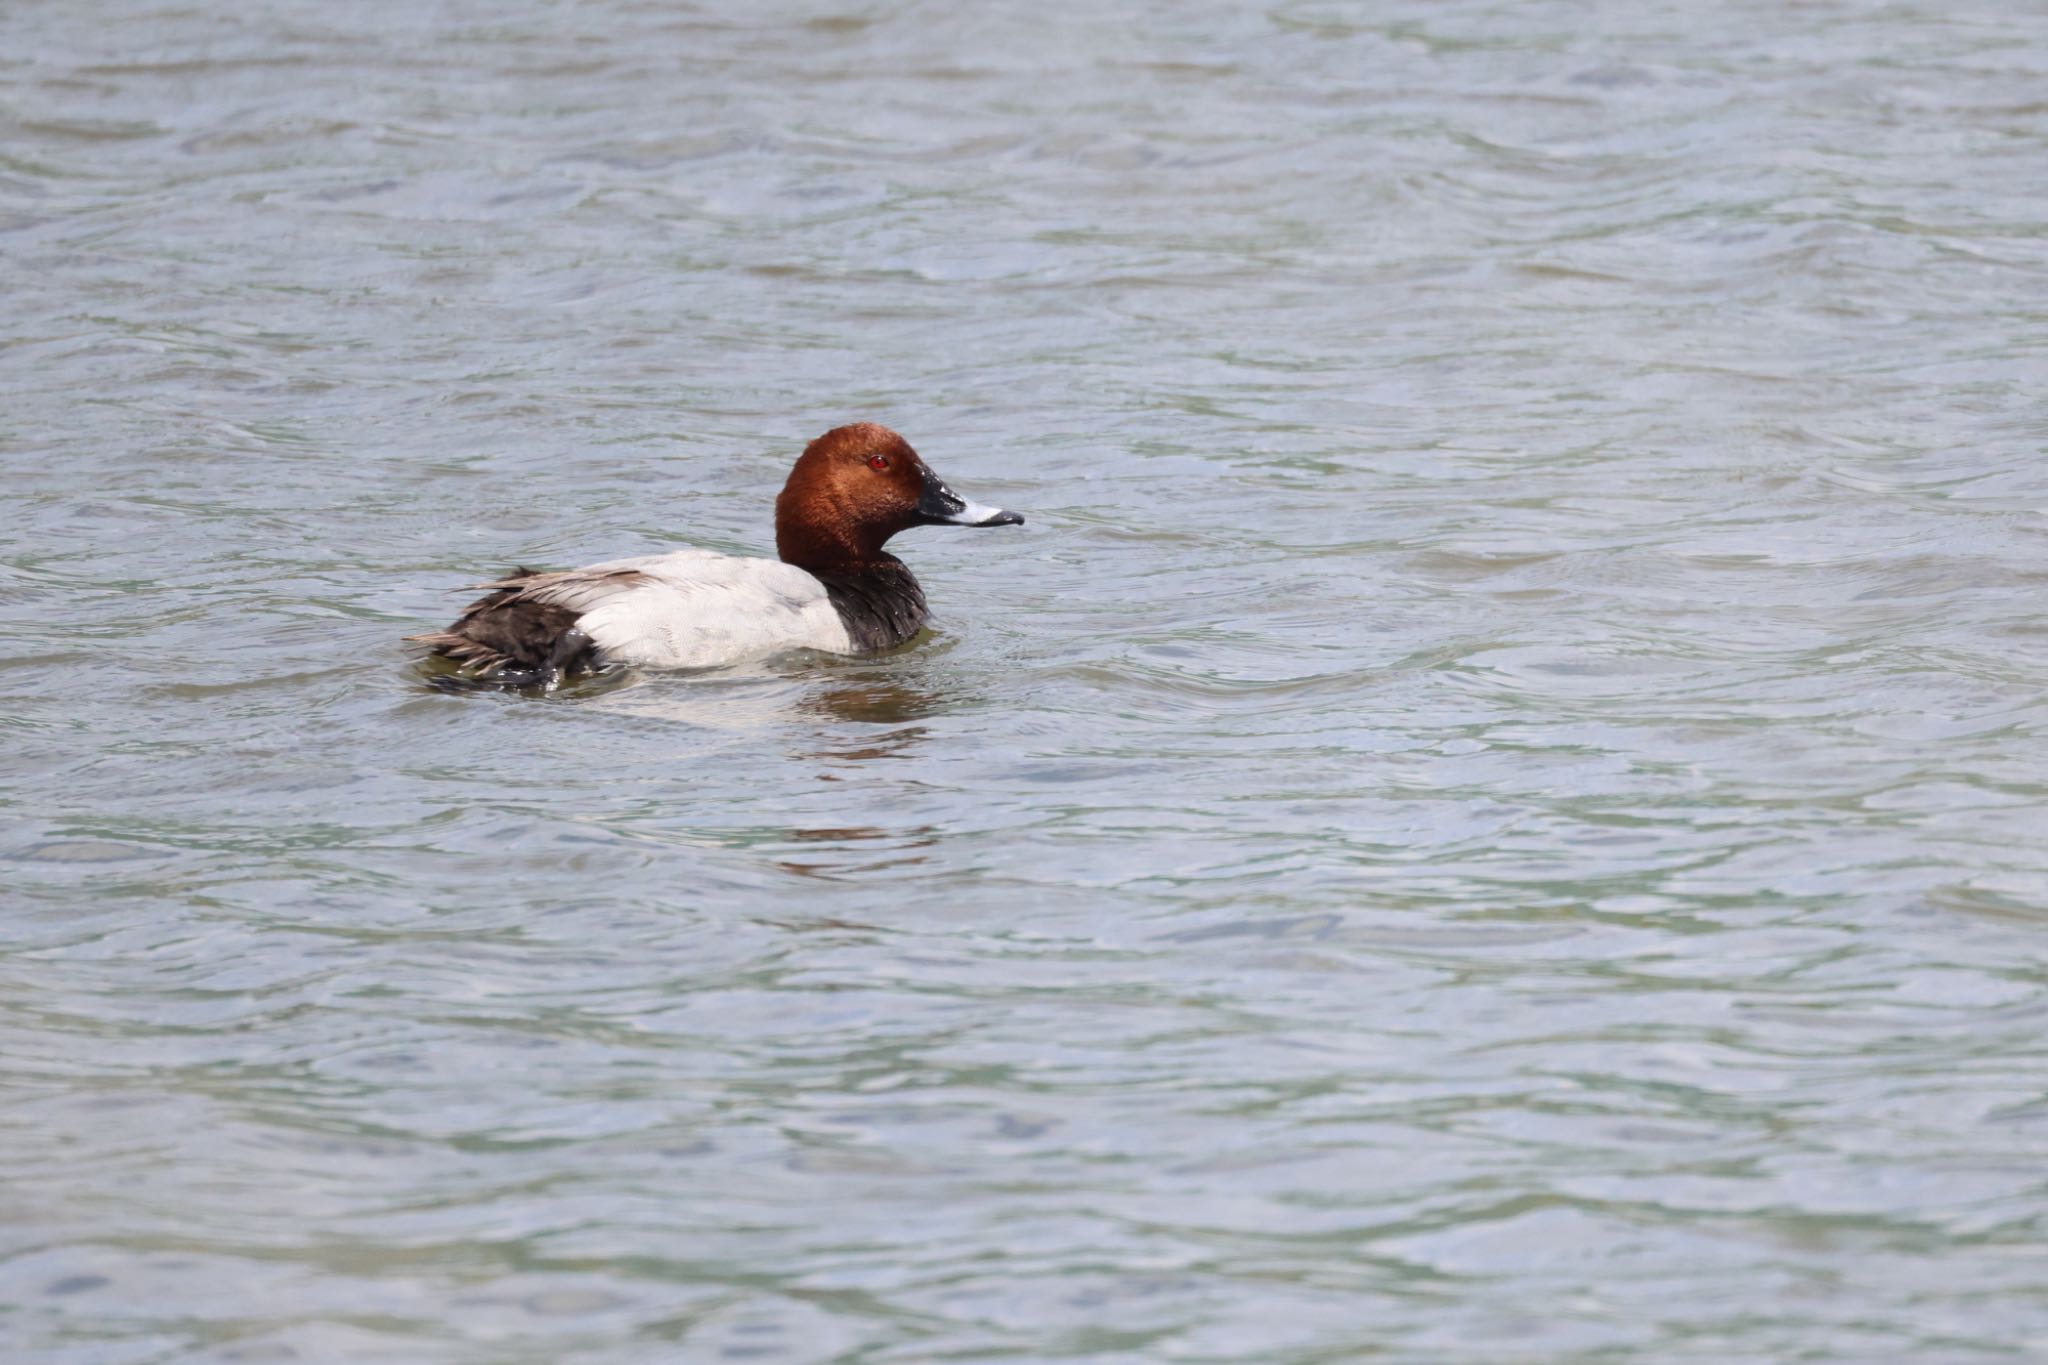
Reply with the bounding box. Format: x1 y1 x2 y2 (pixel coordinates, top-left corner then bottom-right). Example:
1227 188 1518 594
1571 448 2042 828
6 2 2048 1360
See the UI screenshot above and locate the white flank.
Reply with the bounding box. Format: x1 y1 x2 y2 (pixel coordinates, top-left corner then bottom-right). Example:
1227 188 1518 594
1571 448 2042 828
522 550 854 669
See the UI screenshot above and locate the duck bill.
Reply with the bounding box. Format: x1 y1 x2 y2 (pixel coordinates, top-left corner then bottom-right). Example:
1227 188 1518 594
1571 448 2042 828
914 463 1024 528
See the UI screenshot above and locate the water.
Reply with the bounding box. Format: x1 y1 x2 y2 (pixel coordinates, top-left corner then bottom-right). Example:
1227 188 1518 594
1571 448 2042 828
7 1 2048 1359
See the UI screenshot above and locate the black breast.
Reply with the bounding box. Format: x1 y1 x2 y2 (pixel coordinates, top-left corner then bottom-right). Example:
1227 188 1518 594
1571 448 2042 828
813 559 930 653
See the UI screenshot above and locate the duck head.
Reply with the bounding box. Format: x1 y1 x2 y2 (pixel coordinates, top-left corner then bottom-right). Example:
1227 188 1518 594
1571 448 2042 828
775 423 1023 571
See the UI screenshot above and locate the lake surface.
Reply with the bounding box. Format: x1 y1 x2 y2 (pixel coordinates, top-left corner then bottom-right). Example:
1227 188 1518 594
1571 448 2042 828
7 2 2048 1360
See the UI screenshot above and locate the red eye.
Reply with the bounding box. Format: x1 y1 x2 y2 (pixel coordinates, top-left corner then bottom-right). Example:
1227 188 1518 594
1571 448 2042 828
867 454 891 471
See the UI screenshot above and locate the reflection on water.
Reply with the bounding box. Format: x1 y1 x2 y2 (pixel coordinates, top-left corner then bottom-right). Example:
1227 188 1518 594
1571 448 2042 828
800 672 946 764
8 0 2048 1360
570 664 949 766
777 823 938 880
802 673 953 727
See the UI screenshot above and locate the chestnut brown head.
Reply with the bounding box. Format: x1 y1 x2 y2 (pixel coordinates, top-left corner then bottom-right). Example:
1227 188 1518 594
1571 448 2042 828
775 423 1022 570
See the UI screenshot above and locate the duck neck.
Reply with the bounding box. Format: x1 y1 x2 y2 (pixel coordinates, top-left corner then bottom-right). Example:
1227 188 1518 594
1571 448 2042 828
804 557 929 653
777 511 873 572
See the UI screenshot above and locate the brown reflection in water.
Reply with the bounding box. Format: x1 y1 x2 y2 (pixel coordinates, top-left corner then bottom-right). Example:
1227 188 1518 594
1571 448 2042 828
798 674 954 766
779 674 955 872
804 675 951 724
786 826 898 843
775 822 940 880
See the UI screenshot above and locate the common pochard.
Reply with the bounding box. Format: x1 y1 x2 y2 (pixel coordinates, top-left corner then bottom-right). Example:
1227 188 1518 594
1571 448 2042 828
408 423 1023 686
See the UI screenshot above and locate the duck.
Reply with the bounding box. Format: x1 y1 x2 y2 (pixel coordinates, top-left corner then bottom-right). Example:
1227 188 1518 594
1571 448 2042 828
407 422 1023 687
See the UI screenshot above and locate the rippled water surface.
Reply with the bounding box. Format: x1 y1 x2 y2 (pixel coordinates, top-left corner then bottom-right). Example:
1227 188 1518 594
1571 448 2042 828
8 2 2048 1360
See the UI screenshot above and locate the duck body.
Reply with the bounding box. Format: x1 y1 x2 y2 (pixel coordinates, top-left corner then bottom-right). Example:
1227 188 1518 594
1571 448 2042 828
408 424 1019 685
